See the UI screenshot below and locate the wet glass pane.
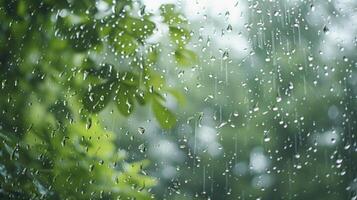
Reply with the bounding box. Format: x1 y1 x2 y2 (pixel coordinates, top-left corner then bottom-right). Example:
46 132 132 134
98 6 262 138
0 0 356 199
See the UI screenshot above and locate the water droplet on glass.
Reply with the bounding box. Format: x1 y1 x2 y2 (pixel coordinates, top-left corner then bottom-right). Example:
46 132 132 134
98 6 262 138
222 51 229 60
323 25 329 34
227 24 233 32
138 127 145 134
138 143 146 153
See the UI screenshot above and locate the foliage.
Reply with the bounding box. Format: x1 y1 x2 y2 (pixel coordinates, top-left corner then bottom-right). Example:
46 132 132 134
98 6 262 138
0 0 196 199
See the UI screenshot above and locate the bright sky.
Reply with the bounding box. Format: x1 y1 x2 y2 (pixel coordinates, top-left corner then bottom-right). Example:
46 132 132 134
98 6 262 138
142 0 250 56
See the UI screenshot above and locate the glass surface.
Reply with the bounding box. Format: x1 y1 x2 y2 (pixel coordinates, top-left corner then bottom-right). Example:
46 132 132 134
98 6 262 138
0 0 356 199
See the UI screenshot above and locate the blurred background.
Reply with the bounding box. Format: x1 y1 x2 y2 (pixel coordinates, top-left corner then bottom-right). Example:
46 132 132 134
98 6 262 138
124 0 357 199
1 0 357 199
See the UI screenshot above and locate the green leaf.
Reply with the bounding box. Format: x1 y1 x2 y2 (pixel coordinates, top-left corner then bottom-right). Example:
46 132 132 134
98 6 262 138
16 0 27 17
146 44 159 65
111 32 138 56
119 16 156 42
144 69 165 90
83 81 114 113
68 116 116 159
84 63 117 80
118 71 139 86
97 63 116 79
160 4 187 26
67 23 100 52
174 48 198 67
135 90 147 105
116 84 135 116
152 98 176 129
169 26 191 47
81 57 96 70
0 131 13 143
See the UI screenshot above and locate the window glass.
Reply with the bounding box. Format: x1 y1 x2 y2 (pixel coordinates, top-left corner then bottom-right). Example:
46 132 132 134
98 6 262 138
0 0 356 199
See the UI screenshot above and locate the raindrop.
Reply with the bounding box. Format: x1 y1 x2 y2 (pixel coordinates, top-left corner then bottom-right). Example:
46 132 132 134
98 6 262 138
86 118 92 130
264 136 270 142
310 4 315 11
343 56 348 62
138 127 145 134
227 24 233 32
89 164 94 172
323 25 329 34
138 143 147 153
218 122 227 129
331 138 336 144
139 5 146 16
222 51 229 60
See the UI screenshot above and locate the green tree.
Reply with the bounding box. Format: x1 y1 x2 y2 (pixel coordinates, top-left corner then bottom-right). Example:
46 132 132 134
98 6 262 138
0 0 196 199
